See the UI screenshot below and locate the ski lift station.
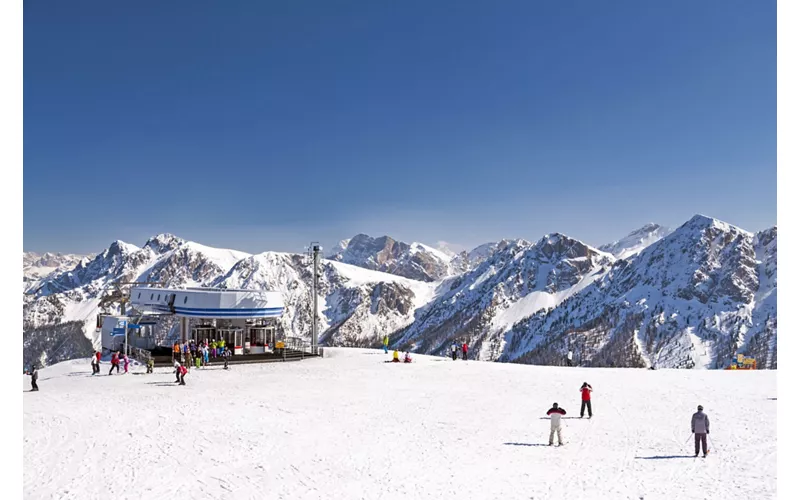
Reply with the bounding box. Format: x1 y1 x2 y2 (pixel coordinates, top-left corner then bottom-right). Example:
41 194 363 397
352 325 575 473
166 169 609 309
100 286 320 365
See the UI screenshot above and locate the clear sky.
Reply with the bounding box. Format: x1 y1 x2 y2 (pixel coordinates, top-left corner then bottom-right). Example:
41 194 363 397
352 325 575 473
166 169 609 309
24 0 776 255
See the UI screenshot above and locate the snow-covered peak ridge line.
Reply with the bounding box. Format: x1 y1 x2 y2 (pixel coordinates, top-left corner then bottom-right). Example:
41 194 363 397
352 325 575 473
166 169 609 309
327 233 455 282
599 223 672 260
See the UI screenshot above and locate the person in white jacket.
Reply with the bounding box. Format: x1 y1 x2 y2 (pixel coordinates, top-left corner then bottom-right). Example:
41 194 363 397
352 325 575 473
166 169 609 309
173 359 181 383
547 403 566 446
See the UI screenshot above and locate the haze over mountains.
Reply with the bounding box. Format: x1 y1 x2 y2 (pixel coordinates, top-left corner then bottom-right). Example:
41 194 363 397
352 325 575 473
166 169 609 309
22 215 777 370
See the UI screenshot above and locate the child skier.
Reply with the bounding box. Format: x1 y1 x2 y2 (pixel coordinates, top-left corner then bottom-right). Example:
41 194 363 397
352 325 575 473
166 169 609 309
223 347 232 370
173 359 182 383
90 356 98 375
123 354 130 374
179 363 188 385
403 351 412 363
580 382 593 418
392 349 400 363
547 402 566 446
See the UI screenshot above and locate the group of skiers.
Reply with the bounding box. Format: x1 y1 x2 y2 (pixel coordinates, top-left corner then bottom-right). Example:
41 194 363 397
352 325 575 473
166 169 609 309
451 341 468 361
101 350 130 375
173 339 227 368
390 349 412 363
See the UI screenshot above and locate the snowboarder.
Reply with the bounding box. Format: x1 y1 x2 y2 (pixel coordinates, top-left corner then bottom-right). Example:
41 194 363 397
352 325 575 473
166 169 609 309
461 342 468 360
173 359 182 383
403 351 412 363
451 343 458 361
547 402 566 446
30 365 39 391
383 335 389 354
692 405 710 457
108 351 120 375
123 354 130 374
392 349 400 363
223 347 232 370
179 363 187 385
580 382 593 418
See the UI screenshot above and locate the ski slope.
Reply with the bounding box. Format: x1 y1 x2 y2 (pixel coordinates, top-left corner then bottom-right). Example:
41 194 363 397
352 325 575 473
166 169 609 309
23 349 776 500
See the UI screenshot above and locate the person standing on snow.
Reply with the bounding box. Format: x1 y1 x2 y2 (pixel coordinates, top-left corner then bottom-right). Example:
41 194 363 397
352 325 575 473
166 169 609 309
146 357 154 374
30 365 39 391
580 382 593 418
461 342 468 361
90 355 98 375
223 347 231 370
567 350 573 367
173 359 182 383
451 343 458 361
123 354 130 374
692 405 710 457
383 335 389 354
178 363 188 385
108 351 120 375
547 403 566 446
202 344 209 367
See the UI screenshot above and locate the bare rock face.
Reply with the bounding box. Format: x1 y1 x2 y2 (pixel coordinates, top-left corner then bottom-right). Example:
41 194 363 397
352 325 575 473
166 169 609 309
327 234 453 282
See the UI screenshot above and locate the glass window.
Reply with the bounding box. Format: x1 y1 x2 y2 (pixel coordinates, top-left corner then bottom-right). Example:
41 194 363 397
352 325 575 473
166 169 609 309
150 294 154 300
157 294 161 301
184 296 188 304
137 293 141 299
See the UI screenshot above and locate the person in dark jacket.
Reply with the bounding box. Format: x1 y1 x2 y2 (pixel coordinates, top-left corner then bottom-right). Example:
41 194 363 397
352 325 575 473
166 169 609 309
30 365 39 391
580 382 593 418
692 405 710 457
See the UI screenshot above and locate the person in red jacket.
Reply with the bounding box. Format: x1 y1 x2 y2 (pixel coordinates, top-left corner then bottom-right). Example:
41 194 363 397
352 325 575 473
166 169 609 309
461 342 468 360
108 351 121 375
580 382 593 418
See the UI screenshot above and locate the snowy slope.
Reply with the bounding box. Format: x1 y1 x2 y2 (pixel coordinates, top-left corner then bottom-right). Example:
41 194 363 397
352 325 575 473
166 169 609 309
504 216 778 369
394 235 615 360
23 348 776 500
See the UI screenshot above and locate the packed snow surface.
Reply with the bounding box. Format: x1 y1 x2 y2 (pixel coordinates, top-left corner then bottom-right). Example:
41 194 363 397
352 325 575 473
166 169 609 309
23 349 775 500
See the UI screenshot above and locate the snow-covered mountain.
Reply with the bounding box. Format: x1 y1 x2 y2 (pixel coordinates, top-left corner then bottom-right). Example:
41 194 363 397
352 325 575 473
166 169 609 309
393 235 616 360
327 234 454 282
599 223 672 260
502 215 777 369
23 252 87 293
23 234 436 364
22 215 778 369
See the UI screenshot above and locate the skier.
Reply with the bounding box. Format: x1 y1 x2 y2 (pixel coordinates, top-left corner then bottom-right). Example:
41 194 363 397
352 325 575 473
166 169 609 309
90 355 98 375
461 342 468 361
547 402 566 446
692 405 710 457
403 351 412 363
580 382 593 418
392 349 400 363
223 347 231 370
146 357 154 374
173 359 182 383
108 351 120 375
383 335 389 354
451 343 458 361
30 365 39 391
123 354 130 374
178 363 188 385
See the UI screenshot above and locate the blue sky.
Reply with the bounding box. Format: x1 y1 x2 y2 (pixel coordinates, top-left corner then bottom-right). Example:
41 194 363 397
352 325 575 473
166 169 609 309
24 0 776 255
